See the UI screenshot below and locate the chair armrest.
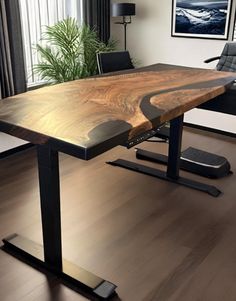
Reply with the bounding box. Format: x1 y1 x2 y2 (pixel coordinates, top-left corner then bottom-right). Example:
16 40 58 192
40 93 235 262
204 56 221 64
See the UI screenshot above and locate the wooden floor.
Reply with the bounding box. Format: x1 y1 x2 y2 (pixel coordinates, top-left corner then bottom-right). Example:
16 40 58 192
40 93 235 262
0 127 236 301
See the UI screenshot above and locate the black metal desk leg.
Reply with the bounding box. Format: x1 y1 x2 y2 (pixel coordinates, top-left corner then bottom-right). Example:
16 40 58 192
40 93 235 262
167 115 183 179
2 145 117 299
37 145 62 270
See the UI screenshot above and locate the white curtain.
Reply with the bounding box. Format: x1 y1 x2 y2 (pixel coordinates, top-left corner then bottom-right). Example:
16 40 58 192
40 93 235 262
19 0 83 85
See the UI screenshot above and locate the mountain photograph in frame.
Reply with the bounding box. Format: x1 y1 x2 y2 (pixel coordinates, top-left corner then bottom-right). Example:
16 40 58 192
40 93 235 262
172 0 233 39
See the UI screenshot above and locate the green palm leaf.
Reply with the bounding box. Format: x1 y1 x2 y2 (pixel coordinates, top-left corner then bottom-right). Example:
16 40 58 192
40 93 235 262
34 18 116 83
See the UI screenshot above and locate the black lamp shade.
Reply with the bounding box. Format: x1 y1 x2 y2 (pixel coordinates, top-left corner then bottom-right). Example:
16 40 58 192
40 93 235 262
112 3 136 17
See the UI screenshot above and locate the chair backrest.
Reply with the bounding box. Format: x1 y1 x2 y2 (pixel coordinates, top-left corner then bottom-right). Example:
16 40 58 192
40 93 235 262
97 51 134 74
216 42 236 72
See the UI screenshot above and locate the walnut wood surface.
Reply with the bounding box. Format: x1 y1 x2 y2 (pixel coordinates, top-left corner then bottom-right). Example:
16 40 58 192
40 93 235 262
0 64 235 159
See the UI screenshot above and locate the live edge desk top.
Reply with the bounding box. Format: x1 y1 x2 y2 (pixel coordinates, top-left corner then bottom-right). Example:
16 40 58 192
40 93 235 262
1 63 236 300
0 63 235 160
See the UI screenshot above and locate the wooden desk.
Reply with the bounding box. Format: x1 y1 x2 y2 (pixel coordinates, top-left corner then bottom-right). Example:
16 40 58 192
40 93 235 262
0 64 235 299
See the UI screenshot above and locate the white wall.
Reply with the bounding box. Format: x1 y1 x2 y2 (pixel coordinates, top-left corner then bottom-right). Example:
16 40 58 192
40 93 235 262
111 0 236 134
111 0 236 67
0 133 27 153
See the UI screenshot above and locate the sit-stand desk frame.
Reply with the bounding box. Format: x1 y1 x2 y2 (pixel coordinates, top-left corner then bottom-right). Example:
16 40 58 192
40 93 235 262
1 64 235 300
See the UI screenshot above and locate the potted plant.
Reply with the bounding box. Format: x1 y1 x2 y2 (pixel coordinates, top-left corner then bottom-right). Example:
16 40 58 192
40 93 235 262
34 18 116 83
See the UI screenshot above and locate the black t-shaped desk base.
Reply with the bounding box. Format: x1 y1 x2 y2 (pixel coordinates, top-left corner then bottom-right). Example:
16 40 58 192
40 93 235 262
108 115 221 198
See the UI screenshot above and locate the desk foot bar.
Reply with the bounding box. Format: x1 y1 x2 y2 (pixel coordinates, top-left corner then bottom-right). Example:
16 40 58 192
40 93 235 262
108 159 221 197
2 234 116 300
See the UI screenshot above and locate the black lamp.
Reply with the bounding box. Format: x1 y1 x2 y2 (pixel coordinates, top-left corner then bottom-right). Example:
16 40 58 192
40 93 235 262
112 3 136 50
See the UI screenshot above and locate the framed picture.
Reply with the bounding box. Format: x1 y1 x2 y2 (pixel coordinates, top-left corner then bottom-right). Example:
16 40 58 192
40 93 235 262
171 0 233 40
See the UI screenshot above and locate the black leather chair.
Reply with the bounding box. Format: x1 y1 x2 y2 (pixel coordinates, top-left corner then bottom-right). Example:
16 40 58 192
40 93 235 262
206 42 236 72
198 42 236 116
97 51 134 74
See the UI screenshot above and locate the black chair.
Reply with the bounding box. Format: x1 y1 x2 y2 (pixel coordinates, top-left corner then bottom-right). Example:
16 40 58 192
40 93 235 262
205 42 236 72
96 51 134 74
199 42 236 116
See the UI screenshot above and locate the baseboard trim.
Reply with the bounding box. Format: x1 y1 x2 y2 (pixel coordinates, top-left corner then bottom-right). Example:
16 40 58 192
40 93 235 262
0 143 34 159
184 122 236 138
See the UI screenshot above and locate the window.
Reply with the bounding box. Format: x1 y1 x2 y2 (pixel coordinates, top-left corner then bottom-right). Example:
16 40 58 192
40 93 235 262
19 0 83 87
